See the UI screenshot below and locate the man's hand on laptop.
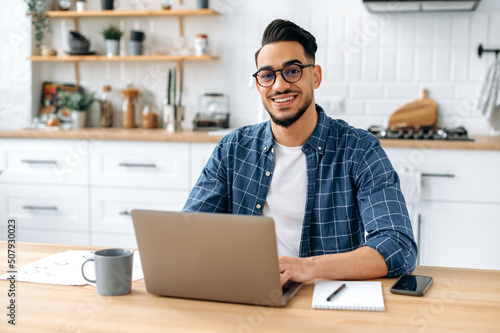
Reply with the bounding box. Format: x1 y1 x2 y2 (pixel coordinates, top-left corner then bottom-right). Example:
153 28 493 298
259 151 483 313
278 256 315 286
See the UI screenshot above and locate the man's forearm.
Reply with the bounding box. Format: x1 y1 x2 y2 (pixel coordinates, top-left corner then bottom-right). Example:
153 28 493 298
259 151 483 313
311 246 389 280
279 246 389 284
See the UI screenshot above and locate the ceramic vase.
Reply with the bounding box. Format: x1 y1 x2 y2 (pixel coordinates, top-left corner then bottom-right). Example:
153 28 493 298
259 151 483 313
76 1 86 12
71 110 87 129
105 39 120 57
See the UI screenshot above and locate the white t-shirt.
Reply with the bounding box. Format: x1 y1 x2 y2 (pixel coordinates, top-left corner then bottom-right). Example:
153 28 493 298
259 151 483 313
262 141 307 257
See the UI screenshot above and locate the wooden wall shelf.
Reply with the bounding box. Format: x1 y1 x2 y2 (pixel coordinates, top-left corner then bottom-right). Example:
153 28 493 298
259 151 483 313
28 55 218 62
46 9 219 18
32 8 219 86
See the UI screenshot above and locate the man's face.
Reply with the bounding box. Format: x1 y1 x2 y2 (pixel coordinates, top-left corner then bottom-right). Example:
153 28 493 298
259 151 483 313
255 41 320 128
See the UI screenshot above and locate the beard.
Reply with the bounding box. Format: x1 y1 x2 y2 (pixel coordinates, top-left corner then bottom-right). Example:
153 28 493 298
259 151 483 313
263 90 314 128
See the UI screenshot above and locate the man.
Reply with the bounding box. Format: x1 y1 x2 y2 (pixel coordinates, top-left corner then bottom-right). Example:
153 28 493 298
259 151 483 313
183 19 417 285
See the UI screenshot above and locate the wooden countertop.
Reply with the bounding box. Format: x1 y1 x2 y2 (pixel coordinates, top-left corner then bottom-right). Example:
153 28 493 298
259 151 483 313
0 128 223 143
1 128 499 150
1 242 499 332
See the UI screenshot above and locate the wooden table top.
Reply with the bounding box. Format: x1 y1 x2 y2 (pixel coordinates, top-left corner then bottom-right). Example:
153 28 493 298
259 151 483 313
1 242 499 332
1 129 499 150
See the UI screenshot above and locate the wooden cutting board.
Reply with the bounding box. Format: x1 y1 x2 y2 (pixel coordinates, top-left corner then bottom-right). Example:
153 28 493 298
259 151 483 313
389 89 438 130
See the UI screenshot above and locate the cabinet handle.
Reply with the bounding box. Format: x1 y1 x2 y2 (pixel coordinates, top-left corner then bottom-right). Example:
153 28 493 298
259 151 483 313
421 173 455 178
21 159 58 165
118 163 157 168
119 210 131 216
417 214 422 266
22 205 58 211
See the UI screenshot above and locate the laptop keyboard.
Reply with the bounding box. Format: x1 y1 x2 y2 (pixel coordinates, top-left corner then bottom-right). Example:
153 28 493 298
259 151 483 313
282 280 300 295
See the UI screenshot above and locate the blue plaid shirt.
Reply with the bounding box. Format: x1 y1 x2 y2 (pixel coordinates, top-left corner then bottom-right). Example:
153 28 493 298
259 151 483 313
184 105 417 277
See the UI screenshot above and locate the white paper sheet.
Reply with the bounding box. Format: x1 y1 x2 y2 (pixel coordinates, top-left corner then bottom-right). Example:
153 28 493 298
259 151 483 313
0 250 144 286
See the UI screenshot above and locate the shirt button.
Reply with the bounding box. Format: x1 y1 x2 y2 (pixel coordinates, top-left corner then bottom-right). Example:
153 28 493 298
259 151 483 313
318 146 322 150
264 146 267 151
256 204 262 209
265 172 271 177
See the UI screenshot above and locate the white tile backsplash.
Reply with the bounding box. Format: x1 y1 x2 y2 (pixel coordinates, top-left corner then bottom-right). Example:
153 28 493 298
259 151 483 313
432 48 452 81
397 15 416 46
361 48 379 81
433 14 453 47
380 48 397 81
385 83 420 99
397 47 415 81
488 13 500 45
4 0 500 134
367 100 402 117
415 48 433 81
452 14 471 47
351 83 384 99
450 49 469 82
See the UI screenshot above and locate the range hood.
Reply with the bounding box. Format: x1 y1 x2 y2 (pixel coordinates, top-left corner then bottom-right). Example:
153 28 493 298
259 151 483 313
363 0 481 13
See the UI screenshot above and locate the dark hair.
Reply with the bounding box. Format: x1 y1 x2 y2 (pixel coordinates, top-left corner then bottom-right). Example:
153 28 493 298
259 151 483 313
255 19 318 65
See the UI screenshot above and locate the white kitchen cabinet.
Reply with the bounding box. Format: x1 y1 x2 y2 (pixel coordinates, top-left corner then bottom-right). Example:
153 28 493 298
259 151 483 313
190 142 217 187
385 148 500 270
418 201 500 270
0 138 90 185
89 140 193 247
0 184 90 245
90 141 190 189
90 187 189 248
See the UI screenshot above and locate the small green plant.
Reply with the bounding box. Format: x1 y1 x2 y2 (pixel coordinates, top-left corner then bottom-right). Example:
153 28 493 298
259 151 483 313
25 0 52 49
59 92 96 111
100 25 123 40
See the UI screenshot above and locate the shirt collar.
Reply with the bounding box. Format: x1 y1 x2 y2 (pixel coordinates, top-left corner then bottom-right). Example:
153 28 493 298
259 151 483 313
304 104 329 155
262 103 329 155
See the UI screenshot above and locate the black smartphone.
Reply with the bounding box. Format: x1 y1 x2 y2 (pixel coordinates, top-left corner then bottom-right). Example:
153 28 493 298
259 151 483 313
390 274 433 296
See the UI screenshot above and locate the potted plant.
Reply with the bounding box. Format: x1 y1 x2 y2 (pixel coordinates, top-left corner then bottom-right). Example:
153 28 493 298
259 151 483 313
25 0 52 51
100 24 123 57
59 91 96 129
76 0 87 12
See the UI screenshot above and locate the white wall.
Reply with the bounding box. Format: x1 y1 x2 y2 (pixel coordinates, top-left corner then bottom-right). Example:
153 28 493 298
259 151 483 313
0 0 33 129
2 0 500 134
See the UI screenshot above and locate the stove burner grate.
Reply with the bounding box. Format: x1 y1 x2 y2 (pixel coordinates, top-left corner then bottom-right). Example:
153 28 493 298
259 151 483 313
368 126 474 141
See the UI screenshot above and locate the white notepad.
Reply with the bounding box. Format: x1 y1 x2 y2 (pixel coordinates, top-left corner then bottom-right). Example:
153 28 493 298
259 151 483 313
312 280 385 311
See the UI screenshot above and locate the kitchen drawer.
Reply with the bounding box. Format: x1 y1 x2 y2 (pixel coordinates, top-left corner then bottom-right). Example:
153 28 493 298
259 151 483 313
0 138 89 185
90 187 189 235
0 184 89 235
90 141 190 189
190 142 217 188
385 148 500 203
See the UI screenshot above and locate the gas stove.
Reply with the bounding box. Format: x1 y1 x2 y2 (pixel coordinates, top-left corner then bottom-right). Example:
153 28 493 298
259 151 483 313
367 126 474 141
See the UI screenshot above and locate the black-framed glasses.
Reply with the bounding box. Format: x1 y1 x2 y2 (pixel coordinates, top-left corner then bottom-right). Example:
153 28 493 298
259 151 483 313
252 64 314 87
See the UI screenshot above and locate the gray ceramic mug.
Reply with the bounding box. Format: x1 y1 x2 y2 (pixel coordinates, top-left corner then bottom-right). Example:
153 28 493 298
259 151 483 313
81 248 134 296
128 40 143 56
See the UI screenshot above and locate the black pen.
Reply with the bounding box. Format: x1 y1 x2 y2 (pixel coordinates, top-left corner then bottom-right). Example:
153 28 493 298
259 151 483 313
326 283 346 301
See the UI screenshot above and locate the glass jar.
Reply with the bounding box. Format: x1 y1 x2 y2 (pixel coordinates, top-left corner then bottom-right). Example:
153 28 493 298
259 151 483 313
141 104 159 129
100 85 114 128
194 34 208 56
122 88 139 128
161 0 173 9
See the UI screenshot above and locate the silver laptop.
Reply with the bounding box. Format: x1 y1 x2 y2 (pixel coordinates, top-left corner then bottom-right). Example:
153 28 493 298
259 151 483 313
131 209 302 306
